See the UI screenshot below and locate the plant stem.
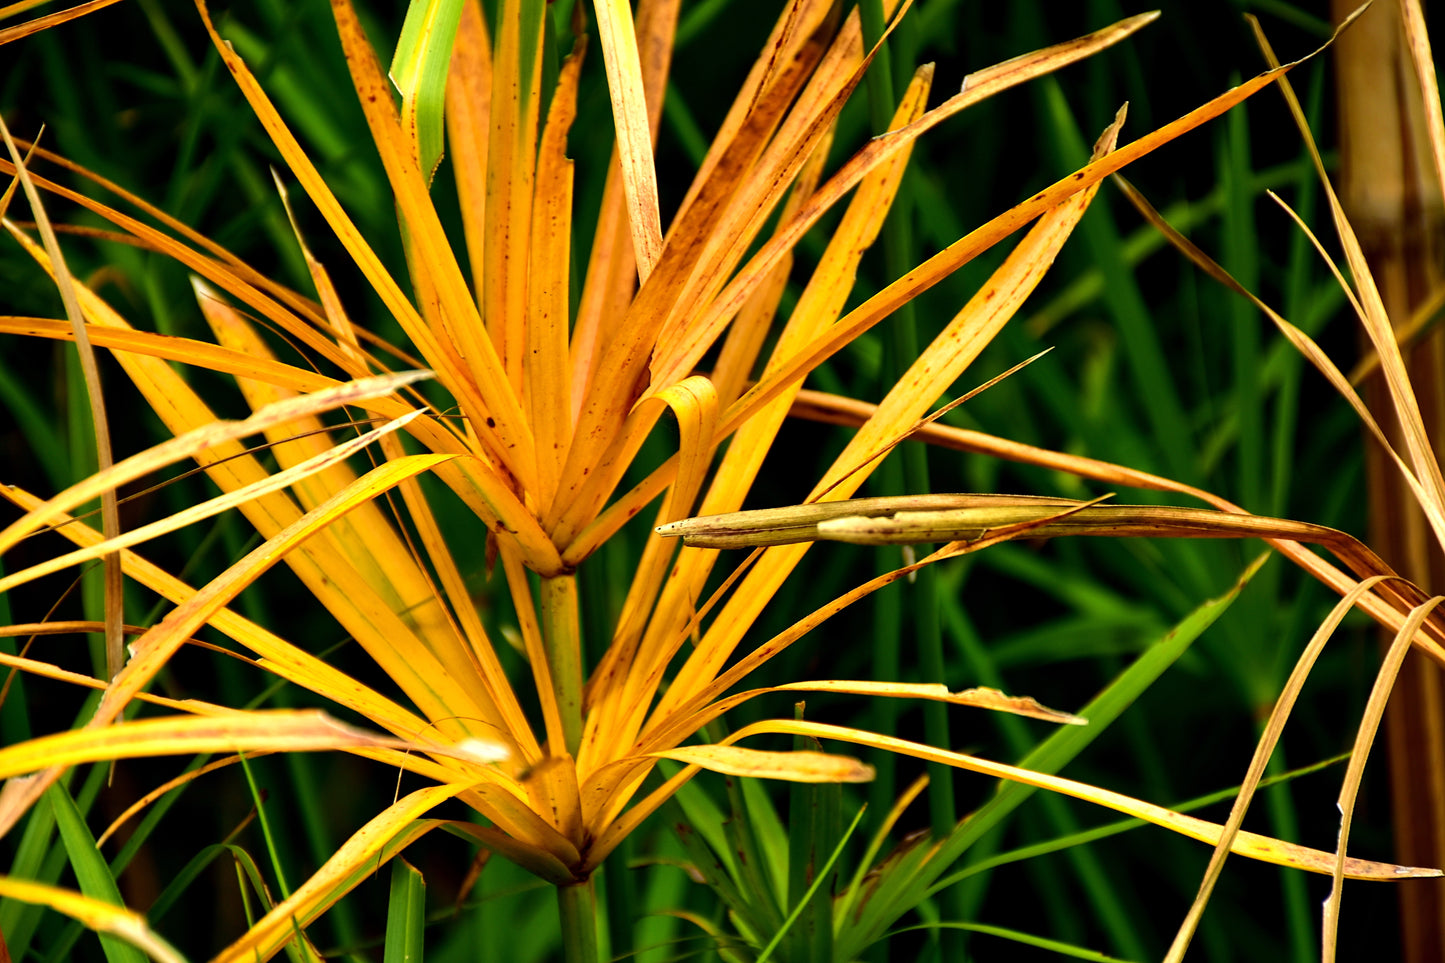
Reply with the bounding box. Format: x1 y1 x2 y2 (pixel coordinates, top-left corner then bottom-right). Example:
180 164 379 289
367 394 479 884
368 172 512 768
558 878 600 963
540 574 584 755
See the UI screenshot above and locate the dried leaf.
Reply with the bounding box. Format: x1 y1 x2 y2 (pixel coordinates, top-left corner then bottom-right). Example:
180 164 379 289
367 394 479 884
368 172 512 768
653 745 875 783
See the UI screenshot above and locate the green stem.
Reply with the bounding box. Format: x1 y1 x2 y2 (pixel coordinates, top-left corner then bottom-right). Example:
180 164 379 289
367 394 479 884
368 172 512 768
857 0 896 130
540 574 584 756
558 878 600 963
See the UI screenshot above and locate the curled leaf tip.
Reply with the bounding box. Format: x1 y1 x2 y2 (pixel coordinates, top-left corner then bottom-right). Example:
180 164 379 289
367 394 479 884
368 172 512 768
949 685 1088 724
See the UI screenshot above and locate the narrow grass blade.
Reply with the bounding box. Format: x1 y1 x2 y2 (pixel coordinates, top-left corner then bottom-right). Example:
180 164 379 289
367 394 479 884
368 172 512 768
888 922 1133 963
384 858 426 963
755 803 867 963
47 783 146 963
836 557 1261 954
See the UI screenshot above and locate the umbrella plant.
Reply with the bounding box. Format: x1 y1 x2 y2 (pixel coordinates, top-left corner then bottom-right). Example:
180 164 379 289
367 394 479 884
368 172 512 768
0 0 1440 959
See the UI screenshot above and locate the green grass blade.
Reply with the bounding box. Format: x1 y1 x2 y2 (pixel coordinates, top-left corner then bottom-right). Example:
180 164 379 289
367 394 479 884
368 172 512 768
785 713 839 963
840 554 1267 958
756 803 866 963
888 921 1138 963
385 858 427 963
46 782 148 963
237 752 293 900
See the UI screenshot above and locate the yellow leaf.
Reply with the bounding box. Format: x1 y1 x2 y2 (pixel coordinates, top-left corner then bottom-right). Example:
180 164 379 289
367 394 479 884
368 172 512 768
0 0 123 47
211 785 471 962
91 455 457 732
729 719 1441 881
444 0 492 294
590 0 664 278
0 876 184 963
0 710 398 780
768 681 1086 725
653 745 874 783
529 39 584 509
0 411 425 594
0 364 431 558
651 107 1126 730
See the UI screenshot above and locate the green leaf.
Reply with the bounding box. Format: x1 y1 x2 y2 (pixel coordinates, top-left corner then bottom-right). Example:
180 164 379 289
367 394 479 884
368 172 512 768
757 803 867 963
839 554 1268 958
47 782 148 963
888 921 1138 963
385 858 427 963
390 0 467 183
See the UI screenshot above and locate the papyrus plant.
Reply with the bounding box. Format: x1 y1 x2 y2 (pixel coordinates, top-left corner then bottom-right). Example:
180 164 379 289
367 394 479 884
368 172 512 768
0 0 1427 958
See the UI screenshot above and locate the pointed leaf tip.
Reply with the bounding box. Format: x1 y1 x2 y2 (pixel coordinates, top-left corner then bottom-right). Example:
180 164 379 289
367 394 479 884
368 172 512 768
654 745 876 783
